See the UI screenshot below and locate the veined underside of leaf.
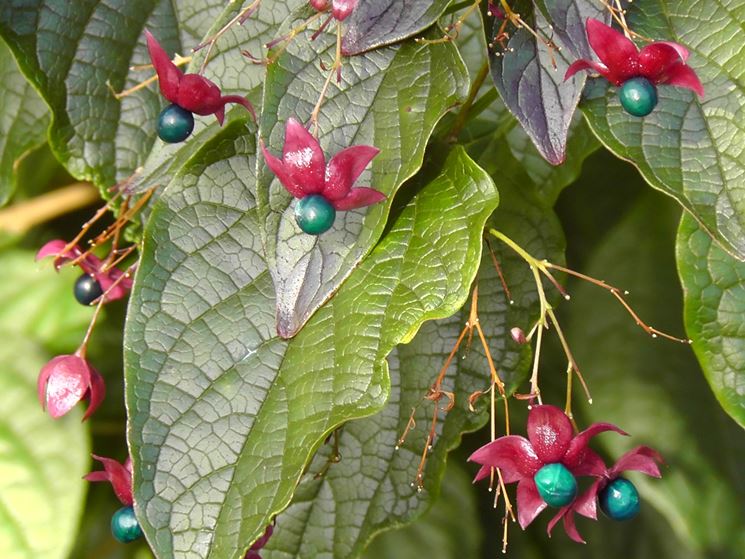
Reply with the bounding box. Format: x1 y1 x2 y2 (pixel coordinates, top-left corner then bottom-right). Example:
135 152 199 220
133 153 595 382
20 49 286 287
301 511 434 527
677 214 745 428
487 0 606 165
580 0 745 260
124 133 497 559
341 0 451 55
258 26 468 338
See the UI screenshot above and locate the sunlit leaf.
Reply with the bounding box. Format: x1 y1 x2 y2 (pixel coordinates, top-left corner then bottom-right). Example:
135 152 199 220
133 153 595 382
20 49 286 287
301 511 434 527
581 0 745 260
124 139 497 559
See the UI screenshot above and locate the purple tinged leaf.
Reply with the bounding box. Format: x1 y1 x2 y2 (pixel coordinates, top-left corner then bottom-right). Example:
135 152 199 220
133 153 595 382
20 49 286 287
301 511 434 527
489 7 585 164
341 0 451 55
534 0 609 59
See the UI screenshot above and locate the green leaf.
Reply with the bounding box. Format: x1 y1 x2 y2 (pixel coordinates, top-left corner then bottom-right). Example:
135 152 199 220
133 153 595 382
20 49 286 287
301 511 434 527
0 250 94 354
581 0 745 260
0 38 49 205
259 137 568 558
0 1 299 190
259 27 468 337
565 192 745 554
342 0 452 55
361 462 482 559
124 139 497 559
677 213 745 428
0 333 89 559
128 1 304 194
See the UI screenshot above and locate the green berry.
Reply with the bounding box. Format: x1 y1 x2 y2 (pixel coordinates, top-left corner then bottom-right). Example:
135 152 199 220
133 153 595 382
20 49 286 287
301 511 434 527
111 506 143 543
157 104 194 143
295 194 336 235
600 477 640 521
533 463 578 507
74 274 103 306
618 77 658 117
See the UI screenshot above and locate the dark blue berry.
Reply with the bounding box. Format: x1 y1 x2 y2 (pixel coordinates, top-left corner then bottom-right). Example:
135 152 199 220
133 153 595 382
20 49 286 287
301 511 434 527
295 194 336 235
74 274 103 306
158 104 194 143
111 506 143 543
600 477 640 520
618 77 658 117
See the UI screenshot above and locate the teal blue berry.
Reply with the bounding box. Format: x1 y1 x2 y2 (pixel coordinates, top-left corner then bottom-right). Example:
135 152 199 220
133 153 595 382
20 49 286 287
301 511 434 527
295 194 336 235
618 77 658 117
111 506 143 543
533 463 578 507
600 477 640 521
157 104 194 143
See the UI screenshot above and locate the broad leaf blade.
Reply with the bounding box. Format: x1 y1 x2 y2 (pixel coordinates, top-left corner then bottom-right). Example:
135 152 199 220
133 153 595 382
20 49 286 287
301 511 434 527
0 334 89 559
361 463 482 559
0 0 176 187
259 29 468 338
533 0 606 59
488 3 587 164
581 0 745 260
0 1 299 192
341 0 451 55
677 213 745 428
260 134 569 559
124 140 497 559
0 39 49 205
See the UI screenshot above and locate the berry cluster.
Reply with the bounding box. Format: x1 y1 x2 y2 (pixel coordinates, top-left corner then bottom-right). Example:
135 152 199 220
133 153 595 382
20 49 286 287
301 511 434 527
470 405 663 542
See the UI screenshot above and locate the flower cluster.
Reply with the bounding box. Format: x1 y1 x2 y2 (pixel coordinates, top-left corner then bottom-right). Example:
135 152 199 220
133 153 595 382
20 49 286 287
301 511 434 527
565 19 703 117
36 240 134 420
146 30 255 143
86 455 143 543
261 117 385 235
469 405 663 542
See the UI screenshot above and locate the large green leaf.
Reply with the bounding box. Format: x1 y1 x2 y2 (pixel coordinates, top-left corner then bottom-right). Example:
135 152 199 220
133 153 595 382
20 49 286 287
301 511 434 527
260 137 566 558
0 39 48 205
259 26 468 337
0 334 89 559
677 213 745 428
565 193 745 554
581 0 745 260
124 138 497 559
361 462 482 559
0 0 300 190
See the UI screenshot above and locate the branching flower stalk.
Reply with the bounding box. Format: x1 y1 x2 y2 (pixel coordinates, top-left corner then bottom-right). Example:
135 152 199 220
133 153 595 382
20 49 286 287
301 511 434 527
488 228 690 419
194 0 263 73
245 11 327 65
397 284 516 551
309 22 344 134
109 54 192 99
416 0 482 45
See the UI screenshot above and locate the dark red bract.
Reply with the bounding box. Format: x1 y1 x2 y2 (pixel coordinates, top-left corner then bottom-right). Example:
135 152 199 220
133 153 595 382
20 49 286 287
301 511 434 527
85 455 134 506
145 30 255 124
469 405 626 530
244 523 274 559
37 239 132 303
565 18 704 97
37 353 105 420
261 117 386 211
